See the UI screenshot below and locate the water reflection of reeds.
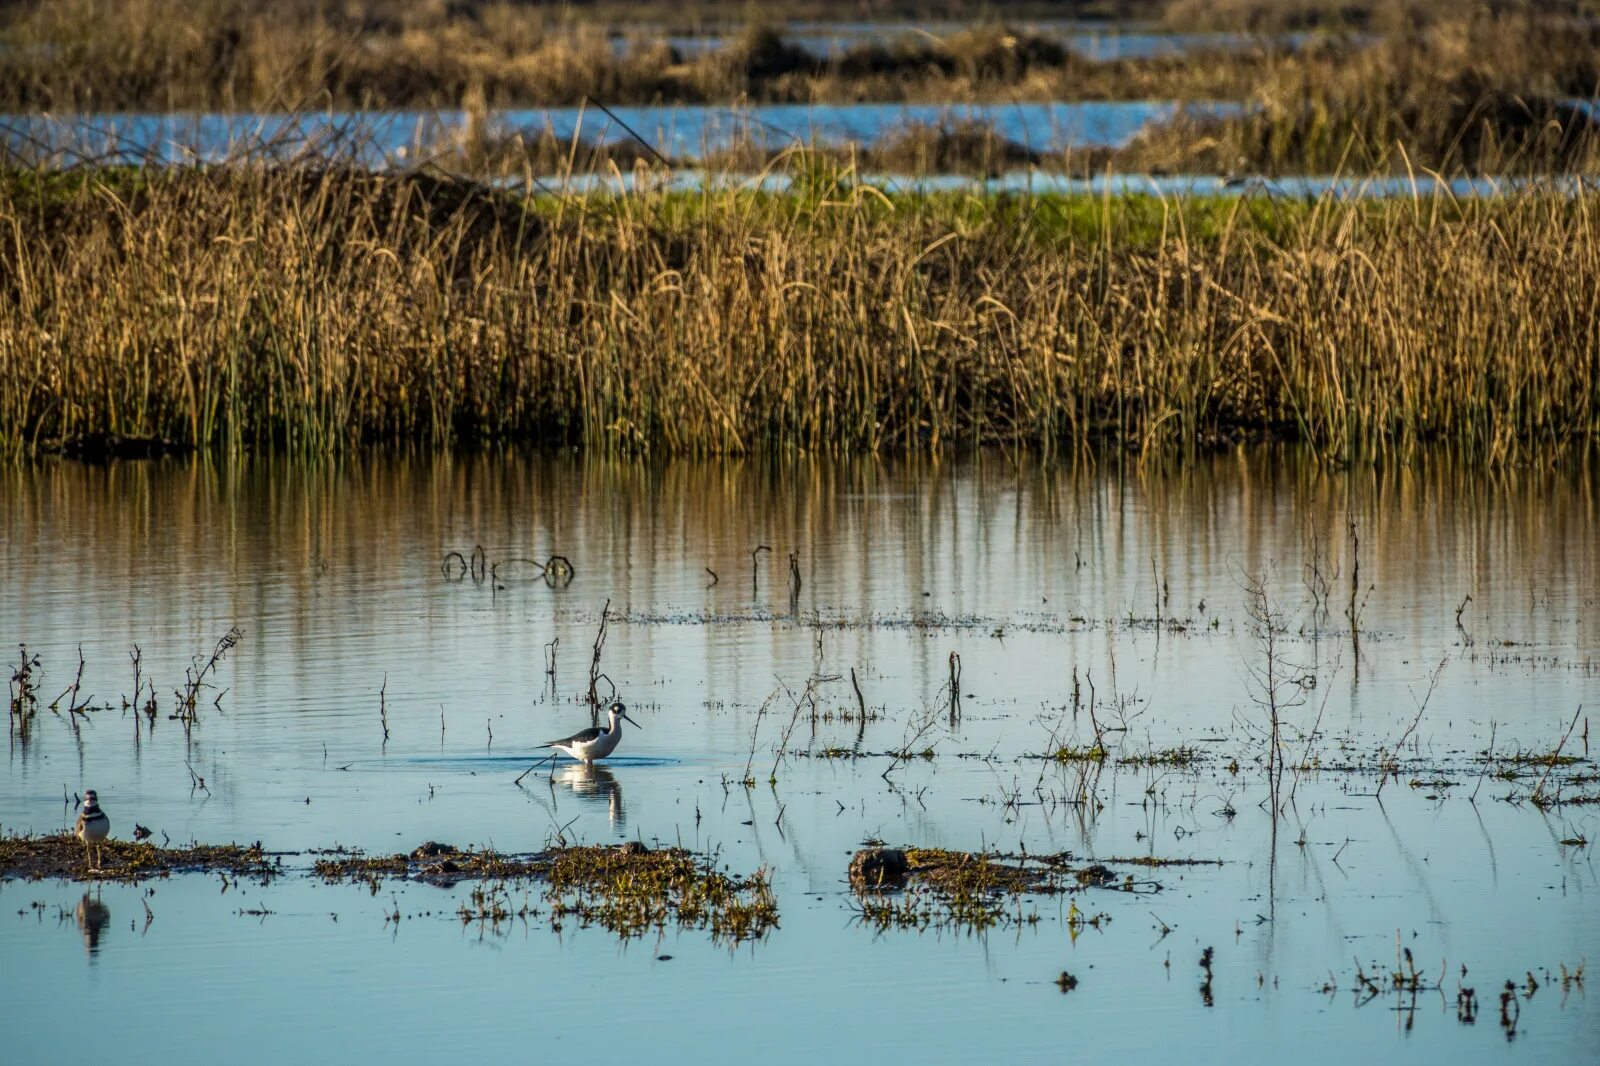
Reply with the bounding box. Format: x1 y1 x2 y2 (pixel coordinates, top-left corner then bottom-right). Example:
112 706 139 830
3 452 1594 662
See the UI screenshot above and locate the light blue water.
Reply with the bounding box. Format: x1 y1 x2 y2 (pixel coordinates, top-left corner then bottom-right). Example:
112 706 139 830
9 103 1585 200
1 453 1596 1062
0 100 1233 166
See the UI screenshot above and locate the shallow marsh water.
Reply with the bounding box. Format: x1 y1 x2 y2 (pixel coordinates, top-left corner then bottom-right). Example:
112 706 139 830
0 100 1232 166
1 452 1596 1063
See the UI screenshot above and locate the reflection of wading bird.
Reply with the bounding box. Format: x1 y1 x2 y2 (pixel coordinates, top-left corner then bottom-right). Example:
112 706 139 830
555 764 625 827
544 702 640 767
75 891 110 957
75 790 110 870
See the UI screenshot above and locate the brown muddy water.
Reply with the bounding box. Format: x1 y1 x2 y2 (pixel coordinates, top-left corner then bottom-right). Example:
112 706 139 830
2 451 1596 1063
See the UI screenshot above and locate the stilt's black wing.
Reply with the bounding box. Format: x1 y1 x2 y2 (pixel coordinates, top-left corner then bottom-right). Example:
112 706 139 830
546 726 605 747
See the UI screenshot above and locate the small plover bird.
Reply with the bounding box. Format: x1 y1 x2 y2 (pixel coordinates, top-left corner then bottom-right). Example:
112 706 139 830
75 790 111 870
544 701 640 767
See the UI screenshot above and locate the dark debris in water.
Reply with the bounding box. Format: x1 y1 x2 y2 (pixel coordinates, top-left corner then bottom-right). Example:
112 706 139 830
0 832 276 883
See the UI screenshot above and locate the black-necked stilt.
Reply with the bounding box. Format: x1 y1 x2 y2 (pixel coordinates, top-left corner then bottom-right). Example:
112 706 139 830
544 701 640 767
75 789 110 870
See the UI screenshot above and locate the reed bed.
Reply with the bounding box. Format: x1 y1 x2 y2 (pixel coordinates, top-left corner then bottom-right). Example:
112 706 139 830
0 0 1307 111
4 1 1593 115
1126 10 1600 175
2 157 1595 464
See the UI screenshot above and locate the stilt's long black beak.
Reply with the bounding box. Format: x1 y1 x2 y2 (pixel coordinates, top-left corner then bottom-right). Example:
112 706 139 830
621 710 641 729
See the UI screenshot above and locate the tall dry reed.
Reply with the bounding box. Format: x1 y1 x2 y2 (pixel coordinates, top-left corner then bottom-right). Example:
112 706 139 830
0 161 1595 464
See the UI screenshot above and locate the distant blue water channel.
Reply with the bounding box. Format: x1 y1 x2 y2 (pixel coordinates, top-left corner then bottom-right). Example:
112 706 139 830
0 100 1238 166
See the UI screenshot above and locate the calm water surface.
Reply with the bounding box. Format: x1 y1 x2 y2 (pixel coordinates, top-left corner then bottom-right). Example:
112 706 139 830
2 452 1596 1063
0 100 1233 166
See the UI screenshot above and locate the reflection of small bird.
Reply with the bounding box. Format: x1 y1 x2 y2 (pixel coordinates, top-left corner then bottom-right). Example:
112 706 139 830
555 764 625 827
75 892 110 957
75 790 110 870
544 702 640 767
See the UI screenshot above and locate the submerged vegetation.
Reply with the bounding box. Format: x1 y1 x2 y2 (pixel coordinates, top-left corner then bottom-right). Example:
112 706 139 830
2 161 1596 464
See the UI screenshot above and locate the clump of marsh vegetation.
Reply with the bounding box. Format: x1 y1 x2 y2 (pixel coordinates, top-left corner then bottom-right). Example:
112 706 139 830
5 0 1598 146
545 843 778 942
1125 10 1600 174
317 841 779 943
0 0 1280 111
5 630 242 750
0 832 276 883
4 159 1598 465
848 846 1162 930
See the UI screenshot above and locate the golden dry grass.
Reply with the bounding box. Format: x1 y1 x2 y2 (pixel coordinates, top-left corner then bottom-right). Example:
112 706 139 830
1125 11 1600 174
1 159 1595 465
0 0 1300 110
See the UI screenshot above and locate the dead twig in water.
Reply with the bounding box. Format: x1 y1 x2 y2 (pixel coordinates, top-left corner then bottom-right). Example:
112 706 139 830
1471 720 1497 803
947 651 962 725
515 751 558 787
772 675 835 784
51 645 89 718
1376 656 1448 797
750 545 771 598
1345 520 1373 664
1455 594 1474 646
742 689 782 787
128 645 143 746
1532 705 1584 807
851 667 867 748
378 674 390 744
587 599 612 724
175 627 242 736
883 704 941 782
